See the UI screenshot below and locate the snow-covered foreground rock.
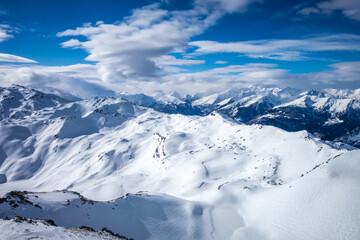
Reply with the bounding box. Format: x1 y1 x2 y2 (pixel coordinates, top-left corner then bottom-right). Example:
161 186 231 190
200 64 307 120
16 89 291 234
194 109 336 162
0 217 127 240
0 85 359 239
0 191 205 239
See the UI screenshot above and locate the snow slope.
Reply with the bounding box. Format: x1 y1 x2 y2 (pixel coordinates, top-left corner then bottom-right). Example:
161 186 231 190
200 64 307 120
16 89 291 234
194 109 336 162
0 218 125 240
0 85 359 239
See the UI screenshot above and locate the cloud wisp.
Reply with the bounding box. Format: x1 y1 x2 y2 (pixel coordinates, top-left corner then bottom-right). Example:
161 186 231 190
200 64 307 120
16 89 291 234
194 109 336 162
0 53 37 63
0 24 37 63
190 34 360 61
0 24 14 42
299 0 360 21
162 61 360 92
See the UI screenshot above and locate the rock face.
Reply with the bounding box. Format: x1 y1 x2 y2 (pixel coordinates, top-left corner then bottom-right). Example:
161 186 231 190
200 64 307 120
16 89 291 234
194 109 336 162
0 84 359 240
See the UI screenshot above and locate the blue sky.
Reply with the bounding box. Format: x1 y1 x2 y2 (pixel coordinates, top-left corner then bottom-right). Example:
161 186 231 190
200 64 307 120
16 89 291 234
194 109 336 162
0 0 359 97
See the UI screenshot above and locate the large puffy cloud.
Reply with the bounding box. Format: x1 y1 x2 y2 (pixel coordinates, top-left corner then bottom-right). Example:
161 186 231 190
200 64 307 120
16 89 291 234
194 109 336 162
190 34 360 61
58 4 206 82
57 1 259 82
299 0 360 21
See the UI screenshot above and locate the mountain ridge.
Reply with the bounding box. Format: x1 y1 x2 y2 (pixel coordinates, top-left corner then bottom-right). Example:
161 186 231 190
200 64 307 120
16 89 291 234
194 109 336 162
116 85 360 147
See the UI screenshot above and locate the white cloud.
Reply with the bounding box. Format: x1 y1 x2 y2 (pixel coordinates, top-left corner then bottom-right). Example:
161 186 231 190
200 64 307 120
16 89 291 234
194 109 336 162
305 61 360 87
164 63 287 90
0 25 36 63
162 61 360 92
299 0 360 21
60 39 82 48
0 61 359 97
318 0 360 20
298 7 320 16
0 53 37 63
190 34 360 61
195 0 259 14
57 1 259 83
0 24 13 42
0 64 114 98
154 55 205 66
215 60 228 64
1 1 358 96
152 55 206 73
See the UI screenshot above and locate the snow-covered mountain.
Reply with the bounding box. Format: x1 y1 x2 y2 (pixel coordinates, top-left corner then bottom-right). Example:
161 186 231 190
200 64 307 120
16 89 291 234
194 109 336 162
0 84 72 121
117 86 360 147
0 85 360 239
117 91 202 115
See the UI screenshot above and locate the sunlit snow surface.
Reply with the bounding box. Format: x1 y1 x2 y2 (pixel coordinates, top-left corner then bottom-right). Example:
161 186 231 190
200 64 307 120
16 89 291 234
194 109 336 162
0 85 360 239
